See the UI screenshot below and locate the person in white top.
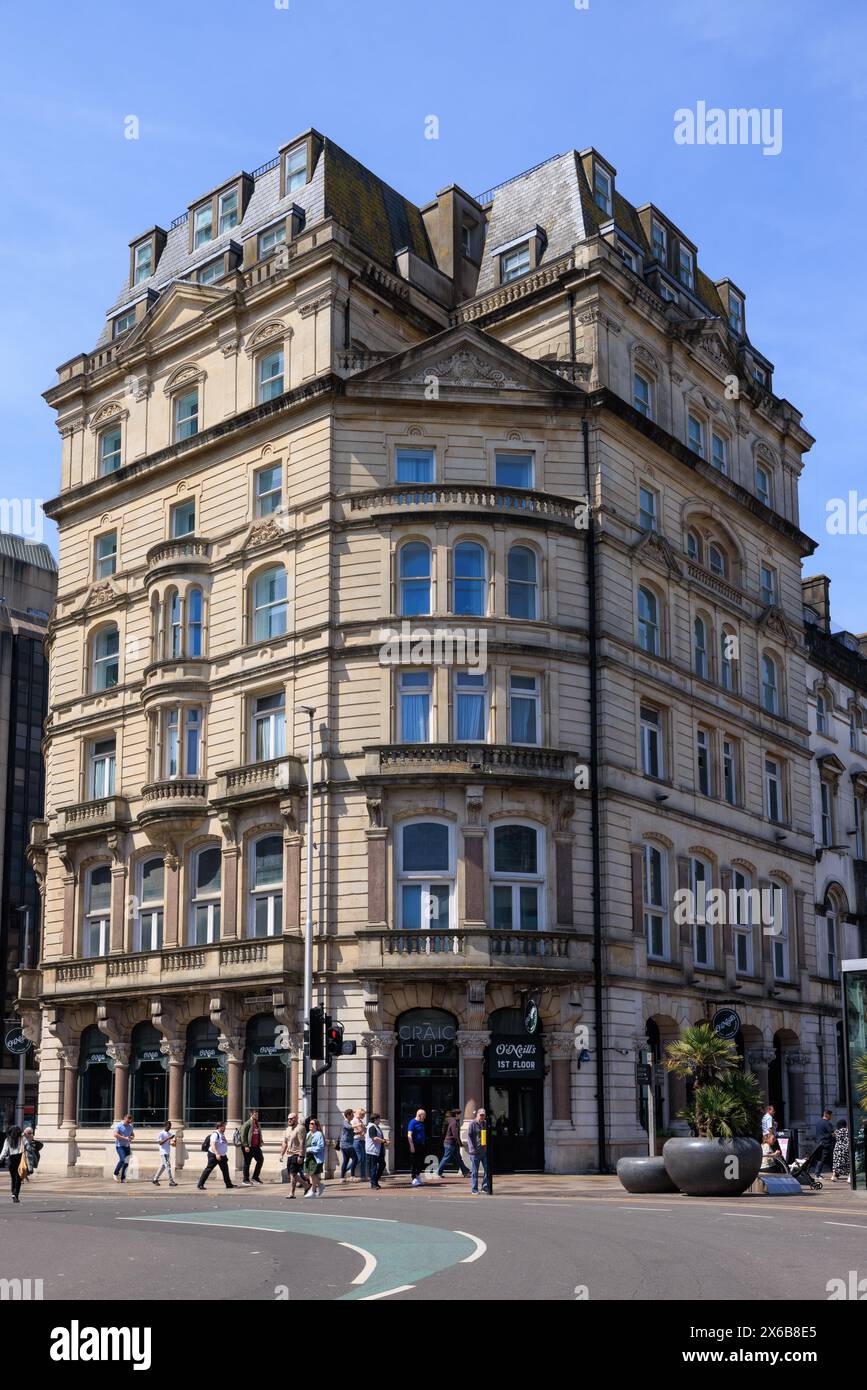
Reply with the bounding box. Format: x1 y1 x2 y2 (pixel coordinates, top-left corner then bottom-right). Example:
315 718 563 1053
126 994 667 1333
196 1120 236 1191
152 1123 178 1187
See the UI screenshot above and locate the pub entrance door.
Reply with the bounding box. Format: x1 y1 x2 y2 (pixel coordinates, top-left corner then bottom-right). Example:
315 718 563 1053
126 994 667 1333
484 1006 545 1173
393 1008 459 1172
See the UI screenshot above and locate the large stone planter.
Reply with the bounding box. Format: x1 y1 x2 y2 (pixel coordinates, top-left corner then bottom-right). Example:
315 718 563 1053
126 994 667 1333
616 1156 679 1194
663 1136 762 1196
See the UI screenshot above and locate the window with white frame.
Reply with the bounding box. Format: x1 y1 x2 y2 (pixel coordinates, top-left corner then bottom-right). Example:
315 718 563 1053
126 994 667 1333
495 452 533 489
454 671 488 742
640 704 664 779
697 727 713 796
770 880 788 979
136 857 164 953
284 144 307 193
190 846 221 945
638 586 660 655
708 544 726 577
399 670 431 742
398 820 453 932
84 865 111 958
755 465 771 507
711 431 728 474
492 824 543 931
174 389 199 442
728 291 744 335
639 485 658 531
218 187 238 235
167 589 182 659
90 736 116 798
760 563 777 606
395 448 434 484
162 705 202 779
762 654 780 714
688 414 706 458
500 242 530 283
823 897 840 981
765 757 784 822
258 221 287 258
720 628 736 691
92 626 119 692
99 427 122 476
134 242 153 284
509 673 540 745
633 372 652 419
252 691 286 761
249 835 283 938
723 738 738 806
820 781 834 847
694 616 709 679
617 241 638 271
731 868 753 974
257 349 284 403
677 245 694 289
398 541 431 616
643 844 669 959
659 282 678 303
817 691 828 734
113 308 137 337
690 856 713 967
95 530 117 579
651 219 667 259
850 709 861 752
453 542 486 616
170 499 196 537
193 204 213 247
187 587 203 657
252 567 288 641
197 259 223 286
593 164 612 215
507 545 538 619
255 464 283 517
687 530 701 563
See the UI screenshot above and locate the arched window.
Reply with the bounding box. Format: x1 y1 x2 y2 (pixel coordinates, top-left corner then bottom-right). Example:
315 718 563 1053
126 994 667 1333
770 880 788 980
252 567 288 642
694 616 709 679
690 856 713 967
850 707 861 752
168 589 182 659
822 890 844 981
398 820 453 933
78 1026 113 1127
708 543 726 578
638 586 660 655
190 846 222 945
731 868 753 974
84 864 111 957
453 542 486 617
249 834 283 938
135 857 165 952
687 530 702 564
762 654 779 714
92 625 119 691
184 1017 226 1126
245 1013 290 1123
507 546 537 620
643 843 668 959
491 823 543 931
399 541 431 616
187 587 204 657
720 627 737 691
130 1021 166 1127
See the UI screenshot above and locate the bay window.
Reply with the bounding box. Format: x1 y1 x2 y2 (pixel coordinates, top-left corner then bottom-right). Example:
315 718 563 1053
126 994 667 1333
509 673 540 745
398 821 453 932
399 670 431 742
491 823 543 931
454 671 487 741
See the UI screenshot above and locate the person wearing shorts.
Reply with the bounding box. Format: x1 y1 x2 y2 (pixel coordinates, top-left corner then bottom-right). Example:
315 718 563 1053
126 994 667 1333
281 1112 309 1199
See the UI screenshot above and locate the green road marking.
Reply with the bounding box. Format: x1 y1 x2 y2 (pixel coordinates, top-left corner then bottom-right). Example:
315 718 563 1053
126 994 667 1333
119 1208 481 1300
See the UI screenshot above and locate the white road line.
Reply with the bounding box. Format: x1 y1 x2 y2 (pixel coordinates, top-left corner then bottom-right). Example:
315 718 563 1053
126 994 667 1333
616 1206 672 1212
453 1230 487 1263
287 1212 398 1224
117 1218 286 1231
358 1284 415 1301
825 1221 867 1230
339 1241 377 1285
721 1213 773 1219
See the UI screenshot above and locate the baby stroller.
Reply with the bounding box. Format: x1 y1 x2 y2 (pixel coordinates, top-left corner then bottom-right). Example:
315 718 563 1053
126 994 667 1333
786 1142 824 1190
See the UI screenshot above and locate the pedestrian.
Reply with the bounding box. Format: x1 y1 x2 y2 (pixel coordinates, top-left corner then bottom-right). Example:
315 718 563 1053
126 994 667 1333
761 1104 776 1138
365 1113 387 1190
20 1128 42 1181
832 1118 850 1182
467 1107 490 1194
197 1120 236 1191
240 1108 265 1187
0 1125 26 1203
339 1108 358 1181
811 1108 835 1178
112 1113 135 1184
304 1118 326 1197
281 1112 310 1199
437 1109 470 1178
152 1123 178 1187
352 1109 367 1181
407 1108 426 1187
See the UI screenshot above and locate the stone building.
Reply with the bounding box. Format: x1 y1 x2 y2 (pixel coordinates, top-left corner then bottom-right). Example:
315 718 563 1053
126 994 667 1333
23 133 827 1174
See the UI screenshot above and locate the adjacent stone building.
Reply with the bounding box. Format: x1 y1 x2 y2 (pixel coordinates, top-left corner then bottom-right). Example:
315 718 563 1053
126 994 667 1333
24 133 831 1174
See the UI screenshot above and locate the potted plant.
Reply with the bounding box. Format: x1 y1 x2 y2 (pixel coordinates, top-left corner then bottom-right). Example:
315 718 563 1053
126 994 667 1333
661 1023 763 1196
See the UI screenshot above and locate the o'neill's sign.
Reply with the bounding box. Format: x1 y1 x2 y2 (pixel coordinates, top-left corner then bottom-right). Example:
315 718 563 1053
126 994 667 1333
488 1036 543 1080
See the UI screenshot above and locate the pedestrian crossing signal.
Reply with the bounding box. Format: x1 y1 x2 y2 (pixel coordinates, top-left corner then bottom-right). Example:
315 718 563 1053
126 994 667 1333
326 1019 344 1057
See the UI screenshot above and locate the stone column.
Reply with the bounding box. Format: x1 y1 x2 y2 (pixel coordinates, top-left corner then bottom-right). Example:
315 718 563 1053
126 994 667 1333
220 1040 245 1129
747 1048 775 1108
163 853 180 948
161 1039 186 1130
457 1030 489 1117
547 1033 574 1124
60 1049 78 1127
107 1042 130 1118
362 1031 396 1120
786 1051 810 1128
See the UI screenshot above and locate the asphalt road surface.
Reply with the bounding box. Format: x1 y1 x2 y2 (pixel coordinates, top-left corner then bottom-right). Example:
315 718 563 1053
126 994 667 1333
2 1182 867 1301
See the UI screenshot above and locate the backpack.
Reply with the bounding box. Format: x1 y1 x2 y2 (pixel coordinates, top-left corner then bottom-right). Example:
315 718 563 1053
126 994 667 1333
232 1127 242 1147
201 1134 212 1152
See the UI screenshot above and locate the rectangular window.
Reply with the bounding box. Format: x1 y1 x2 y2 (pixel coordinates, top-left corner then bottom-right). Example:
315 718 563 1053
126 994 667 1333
640 705 663 779
252 691 286 761
134 242 152 284
678 245 694 289
495 452 533 489
99 428 122 475
193 204 213 248
651 219 667 259
771 886 788 980
258 349 285 402
723 739 737 806
820 782 833 847
760 564 776 606
816 693 827 734
174 389 199 441
765 757 783 822
90 737 116 799
509 674 540 746
634 372 652 419
688 414 705 458
95 531 117 579
218 188 238 235
395 448 434 484
643 845 668 959
399 671 431 743
697 728 713 796
258 221 287 258
691 859 712 967
113 308 136 337
255 464 283 517
501 243 530 283
184 708 200 777
711 432 728 474
732 868 752 974
454 671 488 742
617 241 638 272
755 465 771 507
197 259 223 286
593 165 612 215
729 291 744 335
639 485 658 531
170 499 196 537
753 364 768 387
285 144 307 192
659 282 678 303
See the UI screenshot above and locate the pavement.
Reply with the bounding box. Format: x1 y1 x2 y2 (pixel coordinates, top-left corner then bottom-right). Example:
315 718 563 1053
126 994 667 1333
2 1170 866 1301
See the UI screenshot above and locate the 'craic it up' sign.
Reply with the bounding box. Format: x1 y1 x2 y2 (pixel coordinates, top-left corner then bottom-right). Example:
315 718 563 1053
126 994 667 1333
488 1036 543 1080
397 1010 457 1065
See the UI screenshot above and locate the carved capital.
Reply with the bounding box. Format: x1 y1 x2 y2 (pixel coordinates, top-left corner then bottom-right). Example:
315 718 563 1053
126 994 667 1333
361 1030 396 1058
545 1032 575 1060
456 1029 490 1059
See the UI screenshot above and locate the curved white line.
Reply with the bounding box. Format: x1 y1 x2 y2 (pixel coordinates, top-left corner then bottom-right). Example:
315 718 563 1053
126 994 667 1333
453 1230 487 1263
339 1240 377 1285
359 1284 415 1300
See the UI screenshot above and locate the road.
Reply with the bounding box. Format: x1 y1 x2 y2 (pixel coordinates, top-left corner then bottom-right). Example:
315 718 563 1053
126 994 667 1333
2 1177 866 1301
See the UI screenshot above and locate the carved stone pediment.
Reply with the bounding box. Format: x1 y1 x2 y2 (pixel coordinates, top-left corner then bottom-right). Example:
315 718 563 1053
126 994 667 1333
757 604 799 648
83 580 118 611
404 347 523 389
349 324 585 398
632 529 684 578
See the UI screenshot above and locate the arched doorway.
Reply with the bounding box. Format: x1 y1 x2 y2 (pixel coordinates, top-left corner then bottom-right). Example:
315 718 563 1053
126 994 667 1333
485 1007 544 1172
245 1014 290 1123
184 1018 227 1126
642 1016 684 1137
131 1022 167 1126
77 1025 113 1127
394 1008 459 1171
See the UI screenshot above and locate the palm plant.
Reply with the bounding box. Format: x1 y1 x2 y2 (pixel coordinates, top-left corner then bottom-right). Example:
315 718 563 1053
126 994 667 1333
853 1052 867 1115
666 1022 762 1139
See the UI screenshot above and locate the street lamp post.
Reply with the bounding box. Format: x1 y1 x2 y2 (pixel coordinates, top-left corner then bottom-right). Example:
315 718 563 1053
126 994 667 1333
15 906 32 1130
296 705 316 1119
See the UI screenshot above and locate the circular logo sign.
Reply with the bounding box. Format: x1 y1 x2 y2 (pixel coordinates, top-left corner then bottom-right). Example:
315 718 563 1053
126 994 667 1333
523 999 539 1035
712 1008 741 1041
5 1028 31 1056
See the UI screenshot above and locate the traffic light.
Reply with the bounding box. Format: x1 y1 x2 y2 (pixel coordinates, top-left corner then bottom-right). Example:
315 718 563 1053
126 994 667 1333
308 1006 325 1060
326 1017 344 1057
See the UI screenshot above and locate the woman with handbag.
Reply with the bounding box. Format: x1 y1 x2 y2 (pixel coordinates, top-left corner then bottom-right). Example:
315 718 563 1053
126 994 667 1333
0 1125 26 1203
304 1118 326 1198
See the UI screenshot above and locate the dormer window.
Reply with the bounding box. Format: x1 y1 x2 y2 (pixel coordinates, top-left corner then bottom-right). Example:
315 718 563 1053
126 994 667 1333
728 290 744 335
659 282 677 303
258 221 287 258
197 258 224 286
651 219 667 259
617 240 638 272
677 245 694 290
593 165 612 216
501 242 531 283
218 188 238 235
134 242 153 284
193 204 213 248
113 308 137 338
752 364 768 387
284 144 307 193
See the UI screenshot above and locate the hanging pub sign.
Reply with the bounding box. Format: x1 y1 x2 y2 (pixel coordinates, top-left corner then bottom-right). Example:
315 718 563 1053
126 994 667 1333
4 1027 31 1056
523 998 540 1035
488 1035 544 1080
712 1008 741 1041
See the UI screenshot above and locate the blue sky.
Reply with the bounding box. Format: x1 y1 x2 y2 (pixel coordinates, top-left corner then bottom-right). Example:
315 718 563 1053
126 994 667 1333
1 0 864 628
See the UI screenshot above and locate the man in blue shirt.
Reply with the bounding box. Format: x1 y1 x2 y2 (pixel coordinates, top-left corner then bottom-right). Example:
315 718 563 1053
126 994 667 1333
112 1114 135 1183
407 1109 426 1186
